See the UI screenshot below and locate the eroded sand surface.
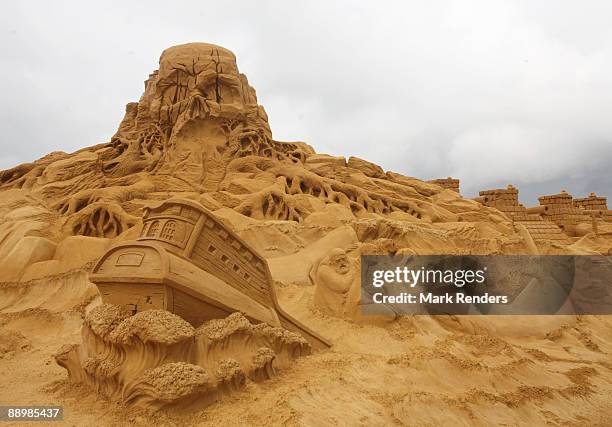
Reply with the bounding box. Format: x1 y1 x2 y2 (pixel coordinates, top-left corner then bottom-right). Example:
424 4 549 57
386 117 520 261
1 282 611 426
1 43 611 426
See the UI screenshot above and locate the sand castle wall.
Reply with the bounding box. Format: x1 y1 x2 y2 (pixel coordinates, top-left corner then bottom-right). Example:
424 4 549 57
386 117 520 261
474 185 572 243
428 177 460 193
474 185 612 242
537 191 591 230
573 192 608 211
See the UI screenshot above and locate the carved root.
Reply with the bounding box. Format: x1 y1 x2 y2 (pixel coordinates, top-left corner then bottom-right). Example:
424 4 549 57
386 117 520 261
279 171 425 218
66 202 137 238
53 180 154 216
225 158 428 220
235 189 310 222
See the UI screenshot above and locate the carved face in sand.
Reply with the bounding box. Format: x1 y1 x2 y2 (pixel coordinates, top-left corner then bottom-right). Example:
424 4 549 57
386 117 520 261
329 249 352 275
141 43 267 132
315 248 355 295
312 247 396 323
157 44 241 109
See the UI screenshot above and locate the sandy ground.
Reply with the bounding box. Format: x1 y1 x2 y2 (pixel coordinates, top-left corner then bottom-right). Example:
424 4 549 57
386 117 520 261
1 278 611 427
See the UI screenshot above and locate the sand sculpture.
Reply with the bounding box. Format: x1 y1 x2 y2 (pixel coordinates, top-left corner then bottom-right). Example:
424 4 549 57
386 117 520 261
574 192 608 211
536 191 593 235
573 192 612 223
428 177 460 193
56 306 310 410
310 246 399 323
311 248 356 316
474 185 612 245
91 198 329 349
1 42 612 423
474 185 568 244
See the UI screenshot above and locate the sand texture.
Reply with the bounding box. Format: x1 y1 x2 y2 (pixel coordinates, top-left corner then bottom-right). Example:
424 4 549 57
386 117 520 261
0 43 611 426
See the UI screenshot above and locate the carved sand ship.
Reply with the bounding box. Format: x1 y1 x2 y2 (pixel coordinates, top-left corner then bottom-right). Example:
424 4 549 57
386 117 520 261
90 198 330 349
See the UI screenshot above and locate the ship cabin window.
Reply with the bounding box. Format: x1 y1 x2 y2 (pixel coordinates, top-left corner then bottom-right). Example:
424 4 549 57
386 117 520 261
147 220 160 237
161 220 177 240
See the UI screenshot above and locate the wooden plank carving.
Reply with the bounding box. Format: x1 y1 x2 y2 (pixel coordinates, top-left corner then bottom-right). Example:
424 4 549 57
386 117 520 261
90 198 330 349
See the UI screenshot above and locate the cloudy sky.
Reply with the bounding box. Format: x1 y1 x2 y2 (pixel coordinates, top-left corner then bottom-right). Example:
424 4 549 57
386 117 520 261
1 0 611 205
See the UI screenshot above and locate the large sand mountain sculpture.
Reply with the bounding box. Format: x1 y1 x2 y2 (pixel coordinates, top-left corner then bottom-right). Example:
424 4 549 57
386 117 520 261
1 42 609 263
1 43 611 421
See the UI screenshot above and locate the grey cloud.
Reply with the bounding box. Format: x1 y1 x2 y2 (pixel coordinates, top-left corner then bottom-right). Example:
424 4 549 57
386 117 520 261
1 0 610 206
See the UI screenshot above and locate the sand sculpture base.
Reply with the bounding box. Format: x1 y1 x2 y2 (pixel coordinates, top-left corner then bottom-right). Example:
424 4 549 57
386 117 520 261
55 305 310 410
